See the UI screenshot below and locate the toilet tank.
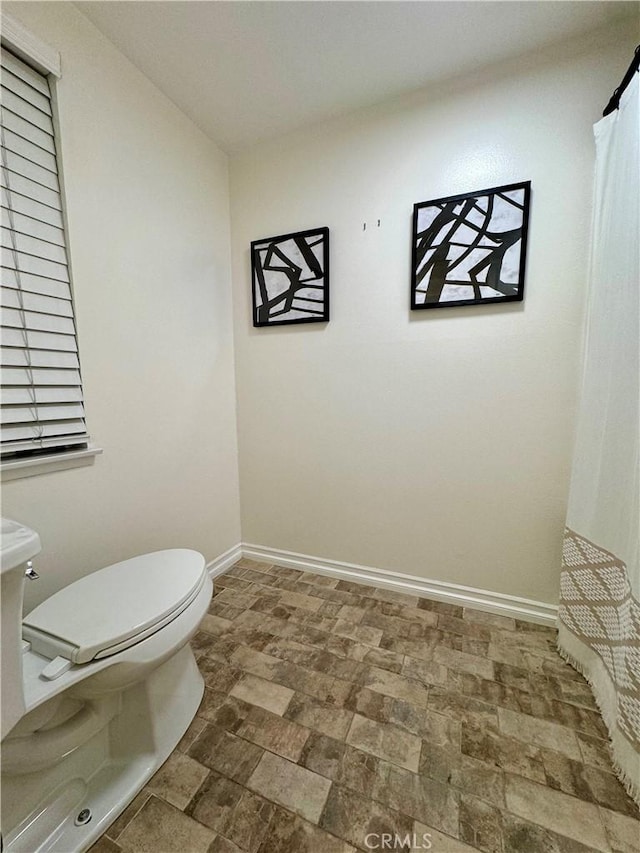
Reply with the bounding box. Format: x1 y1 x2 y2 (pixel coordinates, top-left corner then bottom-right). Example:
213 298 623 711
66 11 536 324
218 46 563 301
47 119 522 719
1 518 41 739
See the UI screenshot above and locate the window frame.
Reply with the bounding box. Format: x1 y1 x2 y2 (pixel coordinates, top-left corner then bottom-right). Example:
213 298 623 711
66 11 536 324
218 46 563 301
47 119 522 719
1 14 101 480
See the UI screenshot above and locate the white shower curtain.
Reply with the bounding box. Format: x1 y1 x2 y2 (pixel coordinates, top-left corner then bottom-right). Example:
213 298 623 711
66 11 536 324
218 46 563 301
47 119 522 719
558 70 640 801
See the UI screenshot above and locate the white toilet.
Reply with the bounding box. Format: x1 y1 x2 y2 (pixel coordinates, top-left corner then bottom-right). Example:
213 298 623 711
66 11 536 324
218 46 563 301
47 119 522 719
1 517 213 853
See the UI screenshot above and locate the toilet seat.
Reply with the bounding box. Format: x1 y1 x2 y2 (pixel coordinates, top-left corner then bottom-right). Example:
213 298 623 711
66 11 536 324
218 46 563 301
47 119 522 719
22 550 207 665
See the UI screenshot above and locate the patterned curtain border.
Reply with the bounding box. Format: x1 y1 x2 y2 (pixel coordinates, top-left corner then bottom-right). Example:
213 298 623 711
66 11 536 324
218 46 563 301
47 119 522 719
559 528 640 793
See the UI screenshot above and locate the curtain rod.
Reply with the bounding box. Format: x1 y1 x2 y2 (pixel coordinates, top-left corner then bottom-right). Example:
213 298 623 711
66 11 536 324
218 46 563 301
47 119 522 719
603 44 640 116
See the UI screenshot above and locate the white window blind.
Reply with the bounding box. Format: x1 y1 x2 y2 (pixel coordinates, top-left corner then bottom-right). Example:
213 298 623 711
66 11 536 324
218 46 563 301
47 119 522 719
1 46 89 461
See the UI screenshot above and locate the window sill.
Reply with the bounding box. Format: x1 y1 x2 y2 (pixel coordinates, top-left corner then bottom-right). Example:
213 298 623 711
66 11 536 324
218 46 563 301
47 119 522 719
1 446 103 481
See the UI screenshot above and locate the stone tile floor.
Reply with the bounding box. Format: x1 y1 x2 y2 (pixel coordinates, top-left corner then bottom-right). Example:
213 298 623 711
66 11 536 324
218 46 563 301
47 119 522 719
91 560 640 853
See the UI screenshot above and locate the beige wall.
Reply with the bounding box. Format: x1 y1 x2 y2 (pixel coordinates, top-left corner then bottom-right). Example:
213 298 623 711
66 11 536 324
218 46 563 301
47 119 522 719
2 6 634 612
2 2 241 611
229 28 636 605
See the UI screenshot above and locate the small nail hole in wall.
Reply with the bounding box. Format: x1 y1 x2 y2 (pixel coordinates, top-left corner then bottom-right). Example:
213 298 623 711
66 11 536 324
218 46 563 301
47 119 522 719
377 219 381 227
363 222 367 231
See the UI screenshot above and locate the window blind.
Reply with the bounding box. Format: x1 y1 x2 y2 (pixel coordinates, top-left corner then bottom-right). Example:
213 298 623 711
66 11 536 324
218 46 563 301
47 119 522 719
1 47 89 461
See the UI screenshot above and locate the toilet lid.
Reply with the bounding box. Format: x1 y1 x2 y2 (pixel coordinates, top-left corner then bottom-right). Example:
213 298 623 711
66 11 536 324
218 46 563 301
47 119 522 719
22 549 207 664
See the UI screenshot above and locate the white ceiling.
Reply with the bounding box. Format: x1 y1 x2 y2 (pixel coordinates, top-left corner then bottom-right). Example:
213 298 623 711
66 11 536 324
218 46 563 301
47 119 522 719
76 1 638 153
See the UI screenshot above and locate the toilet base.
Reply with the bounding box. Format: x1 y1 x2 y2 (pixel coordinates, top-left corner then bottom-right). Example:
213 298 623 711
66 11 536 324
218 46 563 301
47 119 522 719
1 644 204 853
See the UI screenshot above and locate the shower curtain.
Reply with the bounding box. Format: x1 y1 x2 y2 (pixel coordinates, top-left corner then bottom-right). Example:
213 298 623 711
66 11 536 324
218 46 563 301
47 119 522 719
558 70 640 801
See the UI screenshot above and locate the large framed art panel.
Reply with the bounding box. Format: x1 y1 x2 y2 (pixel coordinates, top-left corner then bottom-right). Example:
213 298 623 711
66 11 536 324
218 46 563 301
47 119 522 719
251 227 329 327
411 182 531 310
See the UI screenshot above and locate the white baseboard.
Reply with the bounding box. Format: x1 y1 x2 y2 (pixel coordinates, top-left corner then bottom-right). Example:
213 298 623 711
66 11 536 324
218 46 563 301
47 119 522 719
241 542 558 627
206 543 243 579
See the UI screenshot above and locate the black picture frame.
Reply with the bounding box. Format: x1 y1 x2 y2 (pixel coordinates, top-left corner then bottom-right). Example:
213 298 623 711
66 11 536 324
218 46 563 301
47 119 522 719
411 181 531 310
251 227 330 327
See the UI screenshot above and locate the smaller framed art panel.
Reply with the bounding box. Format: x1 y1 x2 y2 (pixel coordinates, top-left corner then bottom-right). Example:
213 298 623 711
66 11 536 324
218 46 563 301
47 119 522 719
251 227 330 327
411 181 531 310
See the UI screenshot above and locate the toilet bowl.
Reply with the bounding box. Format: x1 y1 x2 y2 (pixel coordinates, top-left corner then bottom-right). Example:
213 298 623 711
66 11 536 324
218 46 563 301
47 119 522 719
1 518 213 853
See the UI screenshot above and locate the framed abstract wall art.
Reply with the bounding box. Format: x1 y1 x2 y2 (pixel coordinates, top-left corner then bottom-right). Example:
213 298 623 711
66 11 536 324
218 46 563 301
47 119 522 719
411 181 531 310
251 227 329 327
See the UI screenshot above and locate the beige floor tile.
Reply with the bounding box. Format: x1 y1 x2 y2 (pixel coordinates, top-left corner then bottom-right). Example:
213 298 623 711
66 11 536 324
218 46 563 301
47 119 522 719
414 822 478 852
105 791 152 841
459 793 503 852
374 761 459 835
363 647 405 673
176 715 208 752
188 771 243 832
386 633 446 663
582 764 639 818
452 753 506 808
198 659 242 694
418 599 463 619
146 752 209 810
320 651 367 683
577 735 614 775
92 566 622 853
320 784 413 849
299 731 346 780
492 661 531 693
487 642 528 668
324 634 369 661
344 684 394 723
504 774 610 851
599 807 640 853
362 609 429 641
235 558 272 572
461 722 546 783
199 613 234 635
438 614 491 642
230 645 283 678
433 646 495 680
286 589 328 610
117 795 216 853
188 772 274 853
497 707 582 760
526 667 593 702
89 838 122 853
266 563 301 578
285 693 354 740
425 690 499 729
229 673 294 715
260 637 321 667
198 690 253 730
393 604 439 627
209 836 243 852
192 630 225 661
276 661 337 702
452 671 532 716
187 725 264 783
389 700 461 746
402 656 449 687
216 573 253 590
215 588 259 610
363 666 430 708
463 608 516 630
337 743 380 798
303 572 340 588
419 741 461 786
236 705 311 761
501 812 600 853
338 604 366 623
247 751 332 824
326 677 355 707
234 608 288 637
258 806 357 853
346 713 421 771
333 619 384 647
372 587 421 608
